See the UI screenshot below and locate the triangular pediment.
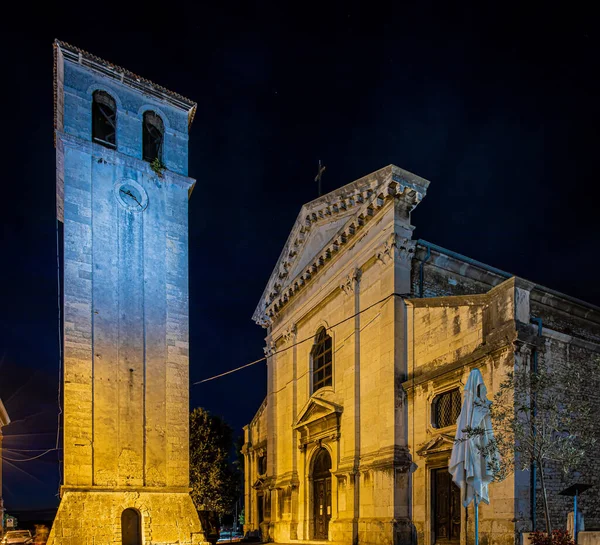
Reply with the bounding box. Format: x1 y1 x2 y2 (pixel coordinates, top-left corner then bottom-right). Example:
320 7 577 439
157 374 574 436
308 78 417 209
417 434 455 457
252 165 431 327
294 397 343 429
287 215 351 280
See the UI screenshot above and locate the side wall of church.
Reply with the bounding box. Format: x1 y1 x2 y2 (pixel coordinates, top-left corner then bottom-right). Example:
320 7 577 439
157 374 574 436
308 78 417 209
406 279 531 545
411 244 505 300
408 244 600 539
242 400 268 536
528 300 600 532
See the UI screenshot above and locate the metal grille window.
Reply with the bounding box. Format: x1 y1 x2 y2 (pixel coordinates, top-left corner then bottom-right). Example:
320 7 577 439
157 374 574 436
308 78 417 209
143 111 164 162
92 91 116 149
312 328 332 392
432 388 461 428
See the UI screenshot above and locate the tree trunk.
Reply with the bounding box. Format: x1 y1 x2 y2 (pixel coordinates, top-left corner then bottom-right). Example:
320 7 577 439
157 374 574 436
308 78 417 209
538 462 552 534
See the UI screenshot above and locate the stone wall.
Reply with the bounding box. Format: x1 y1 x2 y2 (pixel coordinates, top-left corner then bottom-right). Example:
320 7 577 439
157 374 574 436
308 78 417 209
405 280 524 545
533 336 600 531
411 240 600 537
50 491 204 545
242 399 268 537
0 399 9 536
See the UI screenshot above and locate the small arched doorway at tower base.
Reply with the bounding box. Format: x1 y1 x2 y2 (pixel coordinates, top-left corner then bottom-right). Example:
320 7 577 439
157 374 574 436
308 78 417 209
311 448 332 540
121 508 142 545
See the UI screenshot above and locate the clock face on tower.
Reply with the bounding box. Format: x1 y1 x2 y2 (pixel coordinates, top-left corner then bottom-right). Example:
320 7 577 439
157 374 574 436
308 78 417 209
114 180 148 212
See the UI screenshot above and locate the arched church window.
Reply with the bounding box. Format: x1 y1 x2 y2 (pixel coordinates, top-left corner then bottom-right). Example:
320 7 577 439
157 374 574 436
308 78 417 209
92 90 117 149
143 111 164 163
432 388 461 428
311 328 332 392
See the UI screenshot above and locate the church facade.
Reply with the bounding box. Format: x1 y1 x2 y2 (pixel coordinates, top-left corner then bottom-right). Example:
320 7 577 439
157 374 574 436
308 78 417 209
242 165 600 545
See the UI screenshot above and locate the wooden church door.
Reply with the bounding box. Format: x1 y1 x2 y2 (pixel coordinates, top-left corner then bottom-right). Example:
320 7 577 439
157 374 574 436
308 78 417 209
121 508 141 545
312 449 332 540
432 468 461 544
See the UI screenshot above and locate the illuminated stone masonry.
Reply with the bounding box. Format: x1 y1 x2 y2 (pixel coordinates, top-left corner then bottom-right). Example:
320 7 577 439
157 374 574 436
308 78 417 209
243 165 600 545
0 398 9 536
49 41 207 545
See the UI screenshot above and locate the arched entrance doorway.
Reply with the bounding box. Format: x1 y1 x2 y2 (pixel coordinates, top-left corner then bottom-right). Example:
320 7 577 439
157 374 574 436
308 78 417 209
121 508 141 545
312 448 332 540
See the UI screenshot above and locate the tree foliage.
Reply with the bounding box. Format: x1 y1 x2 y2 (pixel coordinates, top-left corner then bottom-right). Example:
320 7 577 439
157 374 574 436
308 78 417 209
190 407 240 516
462 353 599 534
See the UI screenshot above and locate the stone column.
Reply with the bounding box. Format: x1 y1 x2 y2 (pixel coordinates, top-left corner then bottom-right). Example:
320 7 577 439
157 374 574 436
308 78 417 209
284 323 299 540
241 429 251 534
343 267 363 544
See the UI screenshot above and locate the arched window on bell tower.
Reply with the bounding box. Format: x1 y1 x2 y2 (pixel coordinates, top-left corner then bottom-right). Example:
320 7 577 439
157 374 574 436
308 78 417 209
92 90 117 149
143 111 164 163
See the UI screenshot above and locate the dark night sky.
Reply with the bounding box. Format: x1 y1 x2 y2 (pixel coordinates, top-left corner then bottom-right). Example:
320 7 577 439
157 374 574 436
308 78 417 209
1 4 599 511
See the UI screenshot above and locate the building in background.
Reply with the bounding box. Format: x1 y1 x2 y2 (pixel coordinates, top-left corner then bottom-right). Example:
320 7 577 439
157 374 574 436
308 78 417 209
49 42 206 545
0 399 10 537
242 165 600 545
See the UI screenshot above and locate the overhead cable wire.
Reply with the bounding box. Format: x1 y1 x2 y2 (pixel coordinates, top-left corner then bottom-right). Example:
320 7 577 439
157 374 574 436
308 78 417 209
193 291 410 385
5 447 64 452
3 448 59 462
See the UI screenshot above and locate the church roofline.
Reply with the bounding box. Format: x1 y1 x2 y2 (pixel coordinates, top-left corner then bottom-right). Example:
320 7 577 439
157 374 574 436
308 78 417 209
252 164 430 327
53 40 197 132
416 239 600 319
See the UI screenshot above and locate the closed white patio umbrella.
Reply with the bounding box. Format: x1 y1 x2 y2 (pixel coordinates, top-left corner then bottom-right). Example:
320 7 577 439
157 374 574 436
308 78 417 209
449 368 497 545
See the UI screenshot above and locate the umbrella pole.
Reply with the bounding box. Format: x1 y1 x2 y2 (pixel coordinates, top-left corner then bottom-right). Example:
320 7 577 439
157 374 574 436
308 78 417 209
475 497 479 545
574 490 578 544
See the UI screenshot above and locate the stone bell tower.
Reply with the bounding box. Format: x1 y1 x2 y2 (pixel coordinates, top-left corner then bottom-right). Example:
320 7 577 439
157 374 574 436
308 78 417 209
49 41 207 545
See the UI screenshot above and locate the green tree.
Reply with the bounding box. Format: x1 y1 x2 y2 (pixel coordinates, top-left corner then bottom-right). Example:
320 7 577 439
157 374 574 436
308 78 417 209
463 354 599 534
190 407 239 516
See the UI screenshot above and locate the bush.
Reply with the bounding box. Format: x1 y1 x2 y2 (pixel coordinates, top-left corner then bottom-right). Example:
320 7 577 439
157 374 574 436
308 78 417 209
529 529 574 545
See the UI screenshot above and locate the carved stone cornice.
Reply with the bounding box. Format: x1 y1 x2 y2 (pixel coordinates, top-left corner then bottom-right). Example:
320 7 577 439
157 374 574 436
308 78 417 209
376 233 396 266
417 433 455 458
263 341 277 358
375 233 416 266
282 323 297 344
340 267 362 296
252 165 430 327
513 340 533 368
396 237 416 263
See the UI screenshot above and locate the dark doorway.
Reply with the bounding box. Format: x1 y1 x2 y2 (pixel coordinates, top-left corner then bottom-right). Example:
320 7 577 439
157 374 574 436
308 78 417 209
312 448 332 540
432 468 461 545
258 493 264 524
121 508 141 545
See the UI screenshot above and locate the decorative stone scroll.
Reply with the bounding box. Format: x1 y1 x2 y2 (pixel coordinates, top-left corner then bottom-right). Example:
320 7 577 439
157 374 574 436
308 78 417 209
263 341 277 358
375 234 416 266
282 323 297 344
340 267 362 296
